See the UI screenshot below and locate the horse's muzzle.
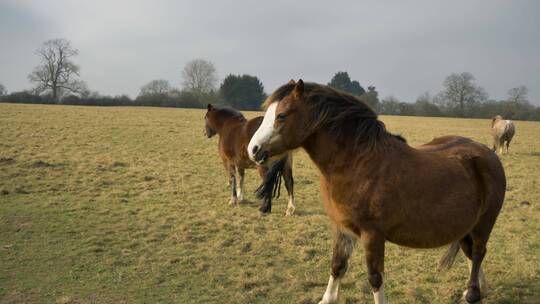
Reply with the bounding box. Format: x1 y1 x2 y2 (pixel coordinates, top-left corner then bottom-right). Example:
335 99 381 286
205 128 216 138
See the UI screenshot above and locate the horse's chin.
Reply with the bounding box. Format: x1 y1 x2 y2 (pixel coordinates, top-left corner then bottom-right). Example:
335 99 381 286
250 148 269 164
251 148 287 165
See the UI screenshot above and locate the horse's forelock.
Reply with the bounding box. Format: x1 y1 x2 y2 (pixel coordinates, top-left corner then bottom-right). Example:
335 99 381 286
261 82 296 110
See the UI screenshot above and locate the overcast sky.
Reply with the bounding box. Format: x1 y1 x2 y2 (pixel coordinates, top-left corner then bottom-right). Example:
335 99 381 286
1 0 539 104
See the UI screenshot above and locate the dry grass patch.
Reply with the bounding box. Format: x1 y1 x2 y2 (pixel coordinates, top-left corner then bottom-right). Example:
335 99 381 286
0 103 538 303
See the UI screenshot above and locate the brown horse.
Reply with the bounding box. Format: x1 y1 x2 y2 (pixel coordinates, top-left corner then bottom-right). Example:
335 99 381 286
204 104 296 215
491 115 515 154
248 80 506 303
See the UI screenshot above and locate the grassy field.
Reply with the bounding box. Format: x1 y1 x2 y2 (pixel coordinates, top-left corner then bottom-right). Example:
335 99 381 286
0 103 538 304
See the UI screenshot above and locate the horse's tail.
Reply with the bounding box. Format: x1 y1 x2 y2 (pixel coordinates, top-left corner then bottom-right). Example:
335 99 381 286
438 241 460 271
255 157 286 200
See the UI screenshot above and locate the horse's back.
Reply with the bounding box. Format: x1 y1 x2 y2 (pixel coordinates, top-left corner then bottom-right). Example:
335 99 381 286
418 135 485 156
418 136 502 171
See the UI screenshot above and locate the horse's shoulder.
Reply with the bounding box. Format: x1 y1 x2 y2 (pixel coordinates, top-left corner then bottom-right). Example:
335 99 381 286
248 116 264 126
245 116 264 137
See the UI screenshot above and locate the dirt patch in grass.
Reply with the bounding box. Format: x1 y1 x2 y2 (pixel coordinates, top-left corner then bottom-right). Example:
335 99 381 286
0 157 16 165
29 160 64 168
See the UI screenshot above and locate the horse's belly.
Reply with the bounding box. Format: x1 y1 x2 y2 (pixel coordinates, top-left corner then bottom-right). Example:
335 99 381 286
384 211 478 248
387 229 470 248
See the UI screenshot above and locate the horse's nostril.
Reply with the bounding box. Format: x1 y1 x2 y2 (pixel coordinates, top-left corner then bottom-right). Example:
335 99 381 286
252 145 259 154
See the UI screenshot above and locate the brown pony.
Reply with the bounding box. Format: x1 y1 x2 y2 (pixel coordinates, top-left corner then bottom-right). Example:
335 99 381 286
204 104 296 215
491 115 515 154
248 80 506 304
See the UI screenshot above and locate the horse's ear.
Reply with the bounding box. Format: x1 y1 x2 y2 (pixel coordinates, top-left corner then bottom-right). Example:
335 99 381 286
207 104 214 111
293 79 304 99
288 79 295 85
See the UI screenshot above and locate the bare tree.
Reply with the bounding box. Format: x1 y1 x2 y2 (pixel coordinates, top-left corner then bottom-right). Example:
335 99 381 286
416 91 432 104
181 59 217 96
0 83 6 96
507 86 529 104
28 38 85 101
379 95 401 115
139 79 172 97
440 72 487 117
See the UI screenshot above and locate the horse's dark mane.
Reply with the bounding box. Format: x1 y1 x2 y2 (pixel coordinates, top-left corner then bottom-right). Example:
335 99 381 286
263 82 405 149
216 107 246 121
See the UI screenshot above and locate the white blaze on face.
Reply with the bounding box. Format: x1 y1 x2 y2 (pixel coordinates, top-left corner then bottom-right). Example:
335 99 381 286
248 102 278 161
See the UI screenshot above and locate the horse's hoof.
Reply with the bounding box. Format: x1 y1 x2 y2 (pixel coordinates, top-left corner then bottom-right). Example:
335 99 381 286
464 287 482 303
259 208 271 215
285 207 295 216
229 199 238 206
259 205 271 214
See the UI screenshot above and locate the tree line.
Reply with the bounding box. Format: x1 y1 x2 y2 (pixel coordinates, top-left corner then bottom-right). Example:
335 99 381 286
375 75 539 121
1 38 539 121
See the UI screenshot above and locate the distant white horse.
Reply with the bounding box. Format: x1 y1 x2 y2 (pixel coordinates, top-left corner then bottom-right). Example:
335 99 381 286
491 115 515 154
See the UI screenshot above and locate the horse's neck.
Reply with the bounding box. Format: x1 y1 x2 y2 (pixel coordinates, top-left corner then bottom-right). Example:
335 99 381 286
302 129 396 180
215 115 244 135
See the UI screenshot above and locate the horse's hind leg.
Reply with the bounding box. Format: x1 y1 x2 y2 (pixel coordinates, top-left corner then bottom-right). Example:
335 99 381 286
505 139 511 154
459 234 487 299
319 228 356 304
461 208 501 303
282 156 295 216
462 236 487 303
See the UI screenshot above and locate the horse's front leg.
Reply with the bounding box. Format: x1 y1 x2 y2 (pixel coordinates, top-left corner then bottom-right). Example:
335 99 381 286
362 232 386 304
497 139 505 154
282 158 295 216
319 229 356 304
228 168 237 206
235 167 246 203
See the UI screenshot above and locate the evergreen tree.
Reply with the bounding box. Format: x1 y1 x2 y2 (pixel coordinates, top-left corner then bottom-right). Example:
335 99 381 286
220 74 266 110
328 72 365 96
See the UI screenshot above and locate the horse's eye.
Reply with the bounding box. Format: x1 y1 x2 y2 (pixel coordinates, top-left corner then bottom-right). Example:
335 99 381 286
276 113 287 121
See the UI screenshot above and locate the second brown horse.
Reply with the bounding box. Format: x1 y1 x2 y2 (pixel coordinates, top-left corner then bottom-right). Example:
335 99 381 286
204 104 295 215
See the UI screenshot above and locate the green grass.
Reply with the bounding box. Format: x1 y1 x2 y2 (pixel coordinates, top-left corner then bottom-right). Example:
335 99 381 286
0 103 538 303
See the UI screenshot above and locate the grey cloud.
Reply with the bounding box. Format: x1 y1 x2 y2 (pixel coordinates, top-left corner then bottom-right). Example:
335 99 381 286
1 0 539 104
